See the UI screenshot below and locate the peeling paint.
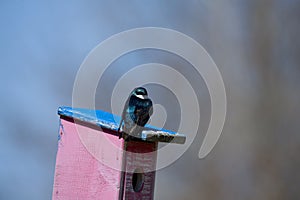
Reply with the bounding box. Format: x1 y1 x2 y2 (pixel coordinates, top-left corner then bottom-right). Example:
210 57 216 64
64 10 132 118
57 106 186 144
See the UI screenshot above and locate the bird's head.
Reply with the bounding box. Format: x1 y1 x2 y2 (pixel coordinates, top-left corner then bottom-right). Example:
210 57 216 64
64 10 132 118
132 87 148 99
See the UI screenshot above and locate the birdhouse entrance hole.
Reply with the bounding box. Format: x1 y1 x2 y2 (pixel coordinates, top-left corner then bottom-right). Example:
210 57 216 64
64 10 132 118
132 168 145 192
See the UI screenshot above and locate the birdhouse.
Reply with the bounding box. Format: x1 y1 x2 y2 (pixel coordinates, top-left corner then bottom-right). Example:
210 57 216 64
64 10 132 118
52 106 186 200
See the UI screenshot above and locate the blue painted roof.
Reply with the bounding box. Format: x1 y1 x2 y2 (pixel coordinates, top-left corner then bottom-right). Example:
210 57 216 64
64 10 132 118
58 106 186 144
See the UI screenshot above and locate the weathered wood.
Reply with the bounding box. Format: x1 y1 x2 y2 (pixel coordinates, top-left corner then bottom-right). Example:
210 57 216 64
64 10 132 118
58 106 186 144
121 141 157 200
52 118 124 199
52 107 186 200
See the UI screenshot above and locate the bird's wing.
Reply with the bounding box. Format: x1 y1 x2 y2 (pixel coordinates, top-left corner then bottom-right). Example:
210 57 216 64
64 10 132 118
122 97 131 118
148 99 153 116
119 97 131 131
135 98 153 126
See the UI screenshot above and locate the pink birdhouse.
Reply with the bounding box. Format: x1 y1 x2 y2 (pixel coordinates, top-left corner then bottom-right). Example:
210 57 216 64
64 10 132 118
52 107 185 200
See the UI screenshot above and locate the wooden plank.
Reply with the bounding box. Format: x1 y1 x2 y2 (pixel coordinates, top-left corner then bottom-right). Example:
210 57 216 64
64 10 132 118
121 141 157 200
58 106 186 144
52 118 124 200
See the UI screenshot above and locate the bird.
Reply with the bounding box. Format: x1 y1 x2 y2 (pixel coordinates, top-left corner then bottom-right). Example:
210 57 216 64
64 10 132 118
118 87 153 140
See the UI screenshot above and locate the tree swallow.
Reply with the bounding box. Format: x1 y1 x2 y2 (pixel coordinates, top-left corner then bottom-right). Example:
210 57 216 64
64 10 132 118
118 87 153 140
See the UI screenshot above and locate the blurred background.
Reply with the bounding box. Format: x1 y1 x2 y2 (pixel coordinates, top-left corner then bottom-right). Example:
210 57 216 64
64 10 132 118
1 0 300 199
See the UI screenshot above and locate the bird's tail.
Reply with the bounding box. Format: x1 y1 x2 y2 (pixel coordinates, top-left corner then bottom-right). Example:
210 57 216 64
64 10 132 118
118 120 123 139
119 131 123 139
